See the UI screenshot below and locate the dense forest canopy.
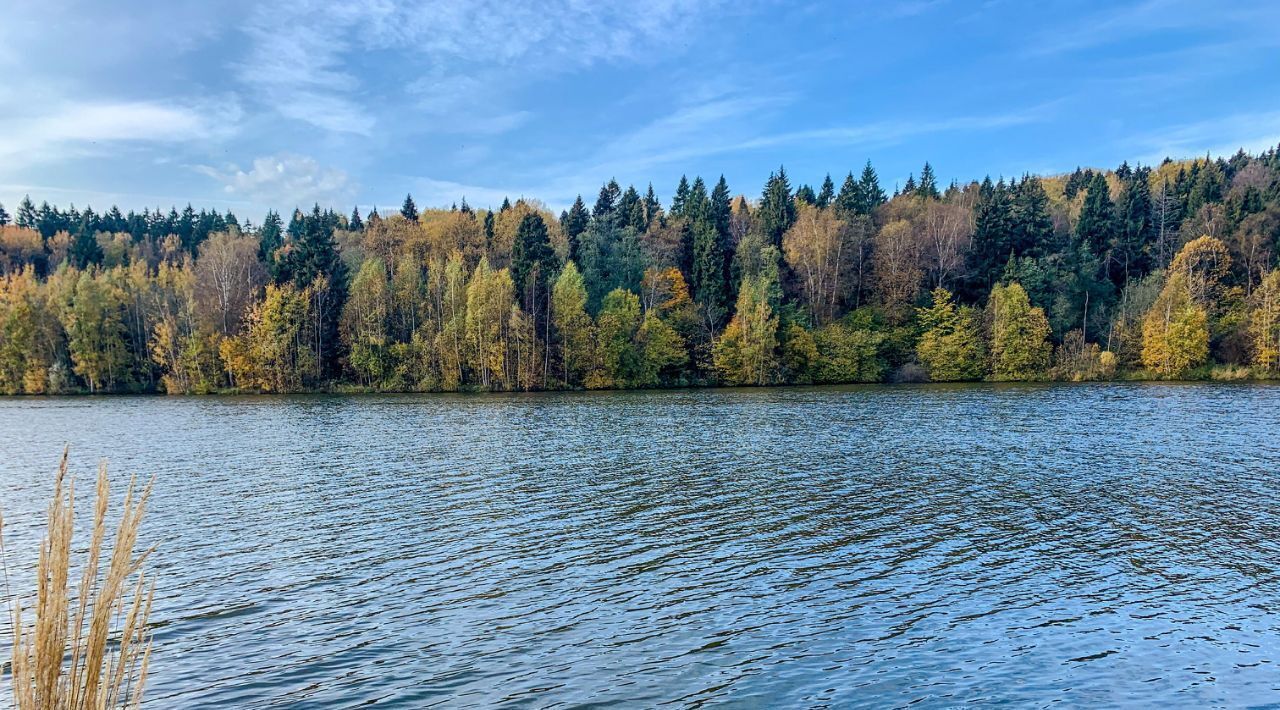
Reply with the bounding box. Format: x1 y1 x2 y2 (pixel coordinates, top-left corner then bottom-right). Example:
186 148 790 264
1 147 1279 394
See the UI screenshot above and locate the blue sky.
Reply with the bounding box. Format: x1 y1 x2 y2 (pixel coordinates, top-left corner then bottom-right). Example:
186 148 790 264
2 0 1279 219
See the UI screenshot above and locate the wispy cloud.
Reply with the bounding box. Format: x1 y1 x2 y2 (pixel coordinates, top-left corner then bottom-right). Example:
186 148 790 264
1025 0 1280 56
1131 110 1280 163
196 153 356 209
0 99 240 169
236 0 729 137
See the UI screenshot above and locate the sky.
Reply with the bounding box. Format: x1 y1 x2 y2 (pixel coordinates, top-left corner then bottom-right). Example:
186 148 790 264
1 0 1279 220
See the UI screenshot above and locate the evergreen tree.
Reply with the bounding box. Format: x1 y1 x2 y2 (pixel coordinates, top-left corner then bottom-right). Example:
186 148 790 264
835 172 861 214
400 194 419 222
483 210 495 249
618 185 641 230
0 203 9 226
817 174 835 208
858 161 886 212
1076 173 1117 254
561 195 590 262
1011 175 1054 257
1112 168 1153 284
917 162 940 199
70 215 103 268
710 175 732 248
969 178 1014 292
643 184 661 226
260 210 284 266
499 197 511 212
795 184 817 205
593 179 621 224
670 176 690 218
758 167 796 247
511 213 556 303
16 195 36 229
350 206 364 232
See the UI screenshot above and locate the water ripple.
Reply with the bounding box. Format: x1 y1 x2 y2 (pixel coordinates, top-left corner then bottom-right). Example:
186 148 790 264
1 383 1279 707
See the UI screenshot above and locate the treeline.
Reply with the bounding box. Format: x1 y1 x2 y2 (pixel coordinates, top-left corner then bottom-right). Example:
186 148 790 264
1 147 1280 394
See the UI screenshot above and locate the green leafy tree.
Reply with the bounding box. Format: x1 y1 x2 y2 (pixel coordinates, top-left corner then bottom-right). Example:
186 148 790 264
988 281 1052 380
593 288 643 388
713 275 779 385
552 261 593 387
916 287 985 381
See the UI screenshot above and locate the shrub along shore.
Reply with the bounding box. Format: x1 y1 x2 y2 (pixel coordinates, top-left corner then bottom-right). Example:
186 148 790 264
1 149 1280 394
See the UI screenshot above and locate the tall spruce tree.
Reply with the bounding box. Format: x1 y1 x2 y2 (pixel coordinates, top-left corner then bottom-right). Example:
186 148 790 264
1076 173 1117 255
0 203 9 226
857 161 886 213
562 195 590 262
917 162 940 199
15 195 36 229
758 167 796 247
1011 175 1054 257
350 206 364 231
817 174 835 208
401 194 419 222
670 176 690 219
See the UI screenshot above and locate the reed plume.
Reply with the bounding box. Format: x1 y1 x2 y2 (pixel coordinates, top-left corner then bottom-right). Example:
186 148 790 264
3 448 155 709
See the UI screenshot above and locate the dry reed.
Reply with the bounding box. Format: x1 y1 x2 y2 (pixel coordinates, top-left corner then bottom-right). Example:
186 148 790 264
2 448 156 709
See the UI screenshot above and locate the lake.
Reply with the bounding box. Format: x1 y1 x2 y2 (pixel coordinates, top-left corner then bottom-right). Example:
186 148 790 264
2 383 1279 707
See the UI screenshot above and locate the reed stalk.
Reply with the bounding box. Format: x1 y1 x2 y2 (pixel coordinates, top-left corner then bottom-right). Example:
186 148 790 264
2 448 155 709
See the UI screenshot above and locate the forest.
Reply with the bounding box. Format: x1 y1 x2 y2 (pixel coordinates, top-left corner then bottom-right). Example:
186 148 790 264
1 147 1279 394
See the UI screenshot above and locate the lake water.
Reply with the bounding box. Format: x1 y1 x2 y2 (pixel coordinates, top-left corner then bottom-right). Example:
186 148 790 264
2 383 1280 707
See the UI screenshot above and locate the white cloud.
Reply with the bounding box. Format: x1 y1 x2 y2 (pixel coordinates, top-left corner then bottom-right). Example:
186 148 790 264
0 99 240 168
1132 111 1280 163
197 153 356 209
236 0 728 136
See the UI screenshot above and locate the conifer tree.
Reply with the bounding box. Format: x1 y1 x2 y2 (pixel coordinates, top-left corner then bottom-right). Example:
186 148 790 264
1076 173 1117 253
562 195 590 262
758 167 796 247
817 174 835 208
858 161 886 213
401 194 419 222
670 176 690 218
15 195 36 229
350 206 364 232
917 162 940 199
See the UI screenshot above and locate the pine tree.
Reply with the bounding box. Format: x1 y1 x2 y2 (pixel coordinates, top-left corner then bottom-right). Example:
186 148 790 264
670 176 690 218
593 179 621 224
511 213 556 302
1011 175 1054 257
70 214 103 267
260 210 283 267
400 194 419 222
16 195 36 229
758 167 796 247
835 172 861 214
562 195 590 262
1076 173 1116 254
857 161 886 213
817 174 835 208
1112 168 1152 284
500 197 511 212
969 178 1014 291
917 162 940 199
644 184 661 226
795 184 817 205
710 176 732 243
0 203 9 226
350 206 364 232
618 185 641 230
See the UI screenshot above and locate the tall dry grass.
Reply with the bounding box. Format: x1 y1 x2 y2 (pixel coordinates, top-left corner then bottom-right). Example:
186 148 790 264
2 449 156 709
